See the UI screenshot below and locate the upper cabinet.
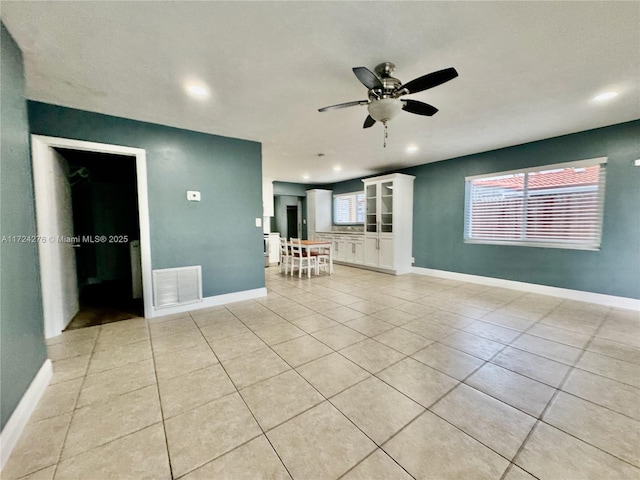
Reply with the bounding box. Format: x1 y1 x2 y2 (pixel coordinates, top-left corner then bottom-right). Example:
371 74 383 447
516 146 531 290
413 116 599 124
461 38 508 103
362 173 415 274
306 189 332 239
262 179 274 217
365 179 395 234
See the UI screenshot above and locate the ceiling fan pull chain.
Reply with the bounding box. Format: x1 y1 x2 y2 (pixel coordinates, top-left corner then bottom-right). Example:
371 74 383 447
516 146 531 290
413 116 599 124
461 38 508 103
383 122 388 148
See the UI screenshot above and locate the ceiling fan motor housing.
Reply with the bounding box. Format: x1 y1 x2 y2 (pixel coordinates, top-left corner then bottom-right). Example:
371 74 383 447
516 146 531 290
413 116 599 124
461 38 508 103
369 62 402 100
367 63 403 122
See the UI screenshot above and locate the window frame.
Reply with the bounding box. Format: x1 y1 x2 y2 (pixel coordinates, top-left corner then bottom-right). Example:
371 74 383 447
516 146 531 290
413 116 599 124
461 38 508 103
463 157 607 251
333 191 365 225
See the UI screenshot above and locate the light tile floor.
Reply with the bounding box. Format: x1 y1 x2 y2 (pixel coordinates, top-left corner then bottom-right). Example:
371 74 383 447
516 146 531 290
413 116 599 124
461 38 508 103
4 265 640 479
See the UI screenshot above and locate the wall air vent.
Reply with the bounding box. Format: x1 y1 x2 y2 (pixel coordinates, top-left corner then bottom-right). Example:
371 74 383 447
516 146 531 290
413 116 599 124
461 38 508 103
152 266 202 308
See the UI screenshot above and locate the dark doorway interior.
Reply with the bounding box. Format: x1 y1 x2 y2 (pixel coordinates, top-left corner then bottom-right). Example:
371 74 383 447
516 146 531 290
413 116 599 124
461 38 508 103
57 149 143 330
286 205 298 239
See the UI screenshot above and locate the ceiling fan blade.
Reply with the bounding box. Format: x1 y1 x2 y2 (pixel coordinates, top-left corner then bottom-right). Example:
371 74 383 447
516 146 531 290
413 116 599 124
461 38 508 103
363 115 376 128
352 67 383 89
400 67 458 95
318 100 368 112
402 99 439 116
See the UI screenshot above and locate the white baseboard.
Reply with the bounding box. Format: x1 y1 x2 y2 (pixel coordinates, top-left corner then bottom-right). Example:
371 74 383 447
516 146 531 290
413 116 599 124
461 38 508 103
412 267 640 311
0 359 52 471
150 287 268 318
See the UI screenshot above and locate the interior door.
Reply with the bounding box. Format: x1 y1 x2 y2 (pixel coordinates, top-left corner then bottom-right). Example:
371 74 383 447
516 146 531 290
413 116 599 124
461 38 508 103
32 145 79 337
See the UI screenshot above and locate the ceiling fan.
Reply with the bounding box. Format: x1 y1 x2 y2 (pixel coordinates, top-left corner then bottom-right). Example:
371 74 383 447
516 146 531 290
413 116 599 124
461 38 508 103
318 62 458 132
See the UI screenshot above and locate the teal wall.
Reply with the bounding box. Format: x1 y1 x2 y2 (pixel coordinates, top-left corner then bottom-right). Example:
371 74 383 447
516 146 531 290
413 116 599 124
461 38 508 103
273 181 312 196
27 101 265 298
330 178 364 196
329 121 640 299
0 23 48 430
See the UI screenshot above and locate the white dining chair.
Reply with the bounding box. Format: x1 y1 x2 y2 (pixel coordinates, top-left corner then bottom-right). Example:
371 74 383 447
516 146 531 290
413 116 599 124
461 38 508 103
314 245 330 275
289 238 315 278
279 236 291 275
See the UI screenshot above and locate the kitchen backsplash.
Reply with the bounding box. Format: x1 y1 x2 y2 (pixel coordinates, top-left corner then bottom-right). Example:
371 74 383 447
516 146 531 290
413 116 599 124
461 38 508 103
331 225 364 233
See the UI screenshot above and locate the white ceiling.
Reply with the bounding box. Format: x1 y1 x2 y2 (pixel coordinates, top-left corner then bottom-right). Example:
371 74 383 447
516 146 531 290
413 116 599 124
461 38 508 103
2 1 639 184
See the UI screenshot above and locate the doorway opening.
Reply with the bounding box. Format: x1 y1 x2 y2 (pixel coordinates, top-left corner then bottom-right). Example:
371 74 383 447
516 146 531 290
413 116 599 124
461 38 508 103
32 135 152 338
286 205 299 239
57 149 143 330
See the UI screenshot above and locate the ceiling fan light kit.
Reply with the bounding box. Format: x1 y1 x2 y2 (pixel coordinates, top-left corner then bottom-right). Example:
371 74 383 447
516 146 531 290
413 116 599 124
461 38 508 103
319 61 458 147
367 98 403 123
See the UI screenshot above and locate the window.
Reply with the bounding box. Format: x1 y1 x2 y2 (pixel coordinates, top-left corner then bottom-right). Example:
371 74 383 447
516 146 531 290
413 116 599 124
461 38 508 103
464 157 606 250
334 191 365 224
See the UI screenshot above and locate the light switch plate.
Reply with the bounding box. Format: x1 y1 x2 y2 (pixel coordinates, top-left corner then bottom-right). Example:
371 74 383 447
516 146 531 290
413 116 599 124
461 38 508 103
187 191 201 201
255 218 262 227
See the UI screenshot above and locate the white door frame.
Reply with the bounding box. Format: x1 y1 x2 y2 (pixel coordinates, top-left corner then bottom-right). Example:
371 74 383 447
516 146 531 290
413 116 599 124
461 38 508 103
31 135 153 336
297 199 303 238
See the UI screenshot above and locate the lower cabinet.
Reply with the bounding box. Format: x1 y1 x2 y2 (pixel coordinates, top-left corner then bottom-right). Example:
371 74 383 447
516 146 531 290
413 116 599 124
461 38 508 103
323 234 364 266
334 239 345 262
378 237 394 270
354 241 364 265
363 237 378 268
320 233 404 272
364 235 394 270
341 239 364 265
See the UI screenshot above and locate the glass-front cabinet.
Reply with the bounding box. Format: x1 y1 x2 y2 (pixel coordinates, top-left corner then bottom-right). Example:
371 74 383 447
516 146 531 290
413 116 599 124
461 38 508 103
365 180 394 233
362 173 415 274
366 183 378 233
380 181 393 233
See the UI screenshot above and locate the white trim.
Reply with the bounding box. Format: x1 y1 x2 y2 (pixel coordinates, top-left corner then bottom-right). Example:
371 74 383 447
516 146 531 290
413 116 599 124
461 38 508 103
31 135 153 327
360 172 416 183
412 266 640 311
150 287 267 318
333 191 366 226
0 360 52 472
463 239 601 251
465 156 607 181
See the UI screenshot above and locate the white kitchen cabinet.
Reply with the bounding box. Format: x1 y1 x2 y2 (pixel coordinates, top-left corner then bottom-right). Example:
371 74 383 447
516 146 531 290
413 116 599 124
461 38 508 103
262 179 274 217
339 235 363 264
334 238 345 262
363 237 378 268
306 189 332 239
318 233 365 267
354 240 364 264
364 236 393 269
362 173 415 274
378 237 395 270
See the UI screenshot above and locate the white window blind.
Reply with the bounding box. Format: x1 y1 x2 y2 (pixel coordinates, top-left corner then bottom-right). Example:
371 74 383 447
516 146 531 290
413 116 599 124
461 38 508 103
334 192 365 224
464 158 606 250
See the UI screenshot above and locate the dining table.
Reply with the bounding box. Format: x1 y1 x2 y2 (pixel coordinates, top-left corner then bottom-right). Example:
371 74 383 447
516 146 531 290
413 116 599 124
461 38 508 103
299 239 333 275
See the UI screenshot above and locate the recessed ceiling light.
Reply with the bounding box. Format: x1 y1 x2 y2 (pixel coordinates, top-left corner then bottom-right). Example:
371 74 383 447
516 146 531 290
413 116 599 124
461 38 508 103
406 144 418 153
593 91 618 102
302 174 310 180
185 83 209 98
333 165 342 172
